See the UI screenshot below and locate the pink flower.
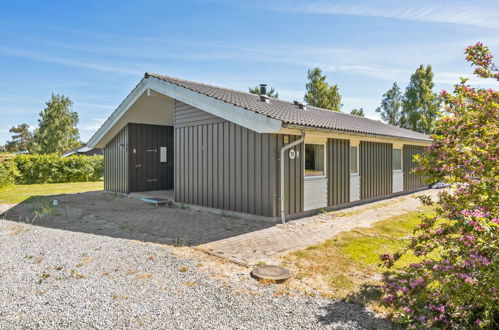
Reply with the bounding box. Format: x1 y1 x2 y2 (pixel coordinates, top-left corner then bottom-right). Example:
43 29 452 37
401 306 412 313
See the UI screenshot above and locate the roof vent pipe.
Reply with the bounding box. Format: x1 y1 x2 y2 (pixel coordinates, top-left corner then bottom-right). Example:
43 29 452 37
259 84 267 95
294 101 307 111
260 95 270 103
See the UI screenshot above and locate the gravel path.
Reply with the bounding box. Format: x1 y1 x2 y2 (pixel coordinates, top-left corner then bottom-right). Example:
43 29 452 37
0 219 389 329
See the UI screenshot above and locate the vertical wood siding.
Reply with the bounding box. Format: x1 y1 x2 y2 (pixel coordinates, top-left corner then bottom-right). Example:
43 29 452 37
104 124 129 193
128 123 174 192
403 145 427 191
360 141 393 199
174 101 307 218
276 135 304 216
327 138 350 206
174 122 280 217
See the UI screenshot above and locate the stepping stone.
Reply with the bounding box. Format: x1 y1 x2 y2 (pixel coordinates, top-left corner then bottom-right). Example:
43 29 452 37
250 265 292 282
140 197 169 207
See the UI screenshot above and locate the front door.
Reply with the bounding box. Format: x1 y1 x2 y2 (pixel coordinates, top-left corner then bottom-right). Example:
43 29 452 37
129 123 174 192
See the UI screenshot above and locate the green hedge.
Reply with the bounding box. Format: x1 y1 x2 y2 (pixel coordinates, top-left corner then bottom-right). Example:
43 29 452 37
0 159 19 187
0 154 103 188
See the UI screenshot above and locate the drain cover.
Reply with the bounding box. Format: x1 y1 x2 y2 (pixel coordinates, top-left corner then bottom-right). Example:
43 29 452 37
250 265 292 282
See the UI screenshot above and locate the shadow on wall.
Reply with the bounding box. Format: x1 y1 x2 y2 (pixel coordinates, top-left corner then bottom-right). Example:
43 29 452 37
1 191 275 246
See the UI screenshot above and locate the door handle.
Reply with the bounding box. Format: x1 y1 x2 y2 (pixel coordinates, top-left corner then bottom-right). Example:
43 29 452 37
135 164 142 168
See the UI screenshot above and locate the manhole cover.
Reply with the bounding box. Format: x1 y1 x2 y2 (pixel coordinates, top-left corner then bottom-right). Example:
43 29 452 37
250 265 292 282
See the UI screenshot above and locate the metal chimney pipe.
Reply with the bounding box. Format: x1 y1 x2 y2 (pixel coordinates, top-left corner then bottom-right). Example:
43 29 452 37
259 84 267 95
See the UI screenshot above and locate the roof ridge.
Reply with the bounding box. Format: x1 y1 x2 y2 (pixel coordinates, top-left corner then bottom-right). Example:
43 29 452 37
148 73 373 120
144 72 430 141
146 72 264 99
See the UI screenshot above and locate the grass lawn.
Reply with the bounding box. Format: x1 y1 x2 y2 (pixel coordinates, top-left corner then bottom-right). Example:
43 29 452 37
281 207 435 308
0 181 103 204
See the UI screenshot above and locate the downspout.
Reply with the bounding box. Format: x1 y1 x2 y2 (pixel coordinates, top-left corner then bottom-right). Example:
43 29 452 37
280 130 306 224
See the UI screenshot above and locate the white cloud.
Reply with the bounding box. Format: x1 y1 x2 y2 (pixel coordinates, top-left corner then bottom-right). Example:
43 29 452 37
0 46 141 75
273 87 305 102
81 118 107 131
219 0 499 29
365 113 382 121
76 102 116 110
434 72 499 87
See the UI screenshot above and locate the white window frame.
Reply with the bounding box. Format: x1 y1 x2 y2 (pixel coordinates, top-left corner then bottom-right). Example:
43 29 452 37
349 145 359 176
393 148 403 172
304 143 327 179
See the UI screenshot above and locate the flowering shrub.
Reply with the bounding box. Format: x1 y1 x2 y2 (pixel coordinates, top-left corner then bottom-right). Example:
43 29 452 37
380 43 498 328
0 154 103 187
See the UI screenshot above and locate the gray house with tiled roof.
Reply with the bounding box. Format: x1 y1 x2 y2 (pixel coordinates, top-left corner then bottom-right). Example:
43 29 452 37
88 73 430 222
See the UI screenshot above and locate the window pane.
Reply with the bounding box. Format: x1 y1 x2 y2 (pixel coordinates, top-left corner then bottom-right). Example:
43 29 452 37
350 146 358 174
393 149 402 171
305 144 325 177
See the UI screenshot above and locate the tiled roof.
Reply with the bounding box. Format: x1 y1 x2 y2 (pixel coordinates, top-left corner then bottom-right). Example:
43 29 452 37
146 73 431 142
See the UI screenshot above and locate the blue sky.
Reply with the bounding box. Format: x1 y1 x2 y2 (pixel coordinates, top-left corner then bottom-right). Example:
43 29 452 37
1 0 498 144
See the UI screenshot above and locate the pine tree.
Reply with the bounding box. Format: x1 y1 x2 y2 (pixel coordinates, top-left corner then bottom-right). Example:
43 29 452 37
33 94 81 154
249 86 279 98
400 65 441 133
5 123 33 152
304 68 342 111
350 108 365 117
376 82 403 126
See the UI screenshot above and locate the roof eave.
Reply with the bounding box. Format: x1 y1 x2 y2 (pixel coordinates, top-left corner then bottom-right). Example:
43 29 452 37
282 124 432 144
88 76 283 148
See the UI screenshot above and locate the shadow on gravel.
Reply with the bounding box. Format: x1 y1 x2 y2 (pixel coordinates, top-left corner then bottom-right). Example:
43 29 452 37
317 300 392 329
317 283 396 329
1 191 275 246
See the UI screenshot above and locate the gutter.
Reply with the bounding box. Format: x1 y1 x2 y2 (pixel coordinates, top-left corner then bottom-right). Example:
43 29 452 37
279 130 306 224
283 124 432 144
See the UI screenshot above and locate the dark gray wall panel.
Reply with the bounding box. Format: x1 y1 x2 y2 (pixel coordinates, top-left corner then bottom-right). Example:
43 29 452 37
275 135 304 216
128 123 174 192
104 124 129 194
175 122 280 217
403 145 427 191
327 138 350 206
360 141 393 199
174 100 225 127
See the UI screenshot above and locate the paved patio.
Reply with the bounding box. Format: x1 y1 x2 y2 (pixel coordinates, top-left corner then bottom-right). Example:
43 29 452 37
2 192 274 246
2 189 438 266
198 190 438 265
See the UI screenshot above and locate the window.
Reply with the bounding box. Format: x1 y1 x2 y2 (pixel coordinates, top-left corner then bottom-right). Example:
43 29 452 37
350 146 358 174
393 148 402 171
305 144 325 177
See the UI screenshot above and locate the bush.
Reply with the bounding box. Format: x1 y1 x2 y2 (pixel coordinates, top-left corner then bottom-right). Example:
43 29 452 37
0 159 20 188
380 43 498 328
0 154 103 187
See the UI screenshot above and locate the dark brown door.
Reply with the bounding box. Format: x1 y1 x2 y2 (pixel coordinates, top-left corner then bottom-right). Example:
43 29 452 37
129 124 174 192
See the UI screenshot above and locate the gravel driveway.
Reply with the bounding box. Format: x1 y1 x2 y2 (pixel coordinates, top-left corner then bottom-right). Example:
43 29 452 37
0 219 389 329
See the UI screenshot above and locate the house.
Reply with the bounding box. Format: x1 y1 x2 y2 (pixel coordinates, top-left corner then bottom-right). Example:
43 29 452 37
62 144 103 157
88 73 431 222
